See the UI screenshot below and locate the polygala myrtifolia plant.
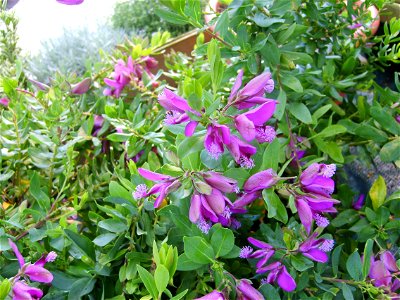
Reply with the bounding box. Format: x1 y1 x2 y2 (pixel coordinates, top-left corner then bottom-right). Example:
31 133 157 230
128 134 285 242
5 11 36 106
0 0 399 300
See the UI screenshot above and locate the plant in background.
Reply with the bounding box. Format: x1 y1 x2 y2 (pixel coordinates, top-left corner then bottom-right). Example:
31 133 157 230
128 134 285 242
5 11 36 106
111 0 193 37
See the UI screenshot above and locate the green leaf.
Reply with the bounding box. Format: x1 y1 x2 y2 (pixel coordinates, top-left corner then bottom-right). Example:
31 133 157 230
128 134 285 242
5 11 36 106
0 279 11 300
193 179 212 195
341 283 354 300
137 265 158 299
289 103 312 124
64 229 96 262
370 106 400 135
380 139 400 162
98 219 128 233
208 39 224 93
177 135 205 157
177 253 204 271
312 104 332 122
154 8 188 25
324 141 344 163
369 176 387 211
170 289 188 300
261 139 281 171
262 189 288 223
346 250 362 281
315 125 347 138
223 168 249 188
183 236 215 264
259 283 281 300
274 89 287 120
106 133 132 142
354 124 388 143
109 181 132 201
92 233 117 247
154 265 169 295
290 254 314 271
276 23 297 44
331 244 343 277
251 12 285 27
68 277 96 300
210 226 234 257
362 239 374 280
282 75 303 93
29 172 50 211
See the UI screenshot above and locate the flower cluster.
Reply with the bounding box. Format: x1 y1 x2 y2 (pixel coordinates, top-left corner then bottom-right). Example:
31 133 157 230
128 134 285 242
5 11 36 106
299 232 334 263
158 71 277 169
189 172 243 233
8 240 57 300
104 56 158 98
133 168 181 207
295 163 340 234
368 251 399 294
240 237 296 292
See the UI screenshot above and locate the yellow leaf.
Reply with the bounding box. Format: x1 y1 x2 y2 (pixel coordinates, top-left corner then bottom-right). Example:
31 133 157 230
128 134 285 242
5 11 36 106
369 176 387 211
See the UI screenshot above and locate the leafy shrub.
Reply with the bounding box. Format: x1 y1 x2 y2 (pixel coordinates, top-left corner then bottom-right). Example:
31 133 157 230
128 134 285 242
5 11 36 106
111 0 192 37
27 24 126 82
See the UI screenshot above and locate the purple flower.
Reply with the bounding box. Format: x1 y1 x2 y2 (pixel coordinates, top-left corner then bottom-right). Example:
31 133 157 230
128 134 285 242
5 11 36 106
142 56 158 69
300 163 336 197
226 135 257 169
259 262 296 292
56 0 84 4
233 191 262 208
234 100 276 142
255 125 276 143
195 290 225 300
243 169 278 193
104 57 136 98
9 239 56 284
381 251 399 273
246 237 275 269
0 97 9 107
92 115 104 137
189 190 243 231
28 79 50 91
202 171 239 193
71 78 91 95
352 194 365 210
158 89 200 136
229 71 275 110
236 279 264 300
204 124 230 159
295 195 339 234
396 115 400 124
369 260 392 287
298 234 334 263
12 281 43 300
136 168 181 207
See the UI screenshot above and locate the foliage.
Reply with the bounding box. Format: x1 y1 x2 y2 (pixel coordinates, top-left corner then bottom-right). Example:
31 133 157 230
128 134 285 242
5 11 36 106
0 0 400 299
0 2 20 78
112 0 193 37
27 24 126 83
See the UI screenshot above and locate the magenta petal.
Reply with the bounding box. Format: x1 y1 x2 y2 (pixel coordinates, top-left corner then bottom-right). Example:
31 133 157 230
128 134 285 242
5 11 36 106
184 121 198 137
25 265 53 283
8 239 25 268
138 168 171 181
248 237 273 249
300 163 320 185
235 114 256 141
236 280 264 300
203 172 237 193
369 261 391 287
302 249 328 263
13 281 43 300
243 100 276 125
200 195 219 222
158 89 191 112
217 124 231 145
381 251 399 272
56 0 84 4
204 189 226 214
233 192 261 208
243 169 278 193
189 194 201 223
277 266 296 292
71 77 91 95
241 72 272 98
296 198 313 234
229 69 244 101
195 290 225 300
153 186 167 208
